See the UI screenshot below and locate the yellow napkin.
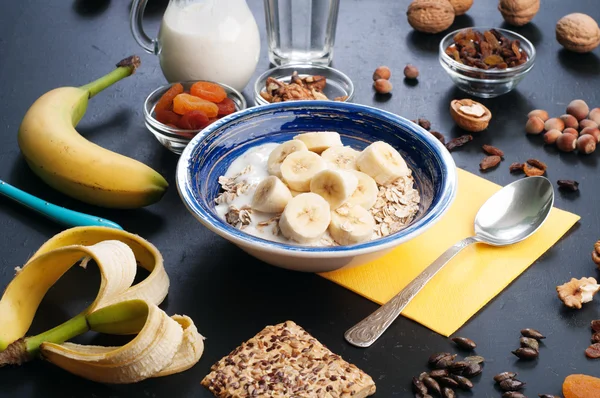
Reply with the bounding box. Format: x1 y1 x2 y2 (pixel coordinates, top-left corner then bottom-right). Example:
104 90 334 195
320 169 580 337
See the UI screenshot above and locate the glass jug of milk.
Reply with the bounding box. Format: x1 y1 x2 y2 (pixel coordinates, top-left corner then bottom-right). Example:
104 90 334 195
131 0 261 91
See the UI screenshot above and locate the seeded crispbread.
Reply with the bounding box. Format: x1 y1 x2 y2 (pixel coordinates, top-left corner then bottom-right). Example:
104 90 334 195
201 321 376 398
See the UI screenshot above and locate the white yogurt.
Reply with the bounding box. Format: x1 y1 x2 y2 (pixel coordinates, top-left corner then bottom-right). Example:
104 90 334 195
157 0 260 91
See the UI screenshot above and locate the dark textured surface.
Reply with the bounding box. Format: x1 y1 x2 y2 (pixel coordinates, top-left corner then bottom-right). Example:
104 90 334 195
0 0 599 396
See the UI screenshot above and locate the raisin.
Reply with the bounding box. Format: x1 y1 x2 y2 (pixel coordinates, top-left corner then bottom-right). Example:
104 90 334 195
480 155 501 170
523 163 545 177
177 110 210 130
482 144 504 157
173 93 219 117
585 343 600 359
557 180 579 192
527 158 547 171
154 108 181 126
216 97 236 116
155 83 184 112
446 135 473 151
509 162 525 173
190 81 227 103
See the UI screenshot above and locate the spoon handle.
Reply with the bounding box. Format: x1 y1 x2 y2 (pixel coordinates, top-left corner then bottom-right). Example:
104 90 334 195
344 236 479 348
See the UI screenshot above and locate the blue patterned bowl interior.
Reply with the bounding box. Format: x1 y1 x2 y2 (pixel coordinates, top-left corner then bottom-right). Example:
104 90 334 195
177 101 457 253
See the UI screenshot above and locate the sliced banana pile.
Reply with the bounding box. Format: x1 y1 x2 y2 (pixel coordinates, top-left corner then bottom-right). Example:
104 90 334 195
252 132 410 246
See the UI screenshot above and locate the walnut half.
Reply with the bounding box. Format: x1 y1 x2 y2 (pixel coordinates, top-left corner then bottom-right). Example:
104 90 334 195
450 99 492 132
557 277 600 309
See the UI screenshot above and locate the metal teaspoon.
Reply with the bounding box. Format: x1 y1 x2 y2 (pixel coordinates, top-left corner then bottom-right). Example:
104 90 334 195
345 176 554 348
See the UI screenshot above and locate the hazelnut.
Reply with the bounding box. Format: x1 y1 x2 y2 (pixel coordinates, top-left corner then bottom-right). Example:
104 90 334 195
498 0 539 26
404 64 419 79
373 66 391 81
567 99 590 121
580 119 599 130
543 129 562 145
447 0 473 16
556 133 577 152
556 13 600 53
560 114 579 130
588 108 600 125
450 99 492 132
527 109 549 122
407 0 455 34
563 127 579 137
577 134 597 154
525 116 545 135
581 127 600 143
374 79 393 94
544 117 565 132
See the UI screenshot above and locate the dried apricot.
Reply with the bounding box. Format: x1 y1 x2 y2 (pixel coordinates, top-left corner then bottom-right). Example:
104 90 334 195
217 97 236 116
156 83 183 112
173 93 218 117
177 110 210 130
154 109 181 126
190 81 227 103
563 374 600 398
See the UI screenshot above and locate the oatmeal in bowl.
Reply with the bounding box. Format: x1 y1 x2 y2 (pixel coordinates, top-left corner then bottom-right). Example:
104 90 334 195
176 101 457 272
214 132 421 247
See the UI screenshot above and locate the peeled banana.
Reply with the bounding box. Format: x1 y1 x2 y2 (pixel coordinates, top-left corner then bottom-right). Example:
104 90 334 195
0 227 203 383
18 56 168 209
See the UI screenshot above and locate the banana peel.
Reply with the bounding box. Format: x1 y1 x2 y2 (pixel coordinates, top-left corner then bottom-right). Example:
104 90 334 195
0 227 204 383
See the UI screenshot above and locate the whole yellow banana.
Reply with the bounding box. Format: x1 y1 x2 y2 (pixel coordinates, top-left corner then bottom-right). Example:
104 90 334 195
18 56 168 209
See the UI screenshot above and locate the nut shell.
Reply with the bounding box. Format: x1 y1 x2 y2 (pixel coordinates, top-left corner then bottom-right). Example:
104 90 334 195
407 0 455 34
543 129 562 145
556 133 577 152
447 0 473 16
577 134 597 154
560 114 579 130
581 127 600 143
498 0 540 26
450 99 492 132
525 116 545 135
556 13 600 53
589 108 600 125
580 119 599 130
528 109 549 122
566 99 590 121
544 118 565 132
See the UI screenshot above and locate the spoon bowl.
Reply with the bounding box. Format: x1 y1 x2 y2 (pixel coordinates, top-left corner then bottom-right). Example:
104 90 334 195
475 176 554 246
345 176 555 347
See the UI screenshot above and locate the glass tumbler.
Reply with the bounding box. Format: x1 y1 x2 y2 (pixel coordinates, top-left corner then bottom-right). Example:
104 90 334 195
264 0 340 66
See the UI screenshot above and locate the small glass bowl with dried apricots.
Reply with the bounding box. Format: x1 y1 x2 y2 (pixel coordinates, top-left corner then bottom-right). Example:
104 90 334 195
144 80 246 154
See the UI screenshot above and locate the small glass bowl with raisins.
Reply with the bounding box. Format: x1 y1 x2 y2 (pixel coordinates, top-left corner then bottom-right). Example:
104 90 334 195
439 27 535 98
144 81 247 155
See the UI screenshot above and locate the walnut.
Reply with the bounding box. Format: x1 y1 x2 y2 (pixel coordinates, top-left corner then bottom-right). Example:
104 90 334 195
262 74 330 103
556 13 600 53
557 277 600 309
592 240 600 268
447 0 473 16
498 0 539 27
450 99 492 132
407 0 455 34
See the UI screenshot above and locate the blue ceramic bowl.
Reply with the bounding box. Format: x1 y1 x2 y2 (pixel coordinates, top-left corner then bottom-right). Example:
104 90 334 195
176 101 457 272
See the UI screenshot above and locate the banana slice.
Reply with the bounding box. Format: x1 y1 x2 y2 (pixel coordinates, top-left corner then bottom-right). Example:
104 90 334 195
356 141 409 185
289 189 303 197
251 176 293 213
329 205 375 245
310 169 358 209
279 193 331 243
345 170 379 210
267 140 308 177
321 146 361 170
293 131 343 154
280 151 327 192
